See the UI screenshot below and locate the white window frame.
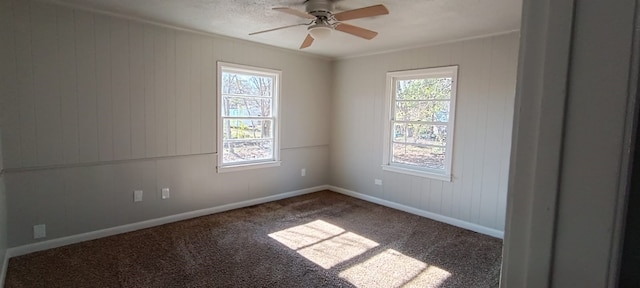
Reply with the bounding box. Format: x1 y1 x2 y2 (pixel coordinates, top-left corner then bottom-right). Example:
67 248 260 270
217 61 281 173
382 65 458 181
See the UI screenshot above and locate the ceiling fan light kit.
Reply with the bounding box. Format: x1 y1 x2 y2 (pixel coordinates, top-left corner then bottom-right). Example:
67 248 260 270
308 23 332 40
250 0 389 49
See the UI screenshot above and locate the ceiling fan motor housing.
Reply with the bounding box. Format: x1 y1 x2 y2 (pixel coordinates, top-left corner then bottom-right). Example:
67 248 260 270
305 0 334 18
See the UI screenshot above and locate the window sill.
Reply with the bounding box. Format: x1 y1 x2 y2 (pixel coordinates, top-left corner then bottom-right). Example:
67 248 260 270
381 165 452 182
217 161 281 173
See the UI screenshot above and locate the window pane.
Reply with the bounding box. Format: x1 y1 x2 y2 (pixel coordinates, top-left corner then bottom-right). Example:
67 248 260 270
222 96 272 117
393 123 407 142
415 124 448 146
395 101 450 122
223 119 273 140
392 143 445 170
222 72 273 97
396 124 447 146
223 139 274 163
396 78 453 100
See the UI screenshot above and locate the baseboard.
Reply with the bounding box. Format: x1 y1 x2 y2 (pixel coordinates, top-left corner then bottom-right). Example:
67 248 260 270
3 183 502 272
327 185 504 239
5 185 330 259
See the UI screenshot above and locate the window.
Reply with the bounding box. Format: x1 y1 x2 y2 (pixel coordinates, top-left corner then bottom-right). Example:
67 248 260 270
383 66 458 181
217 62 281 172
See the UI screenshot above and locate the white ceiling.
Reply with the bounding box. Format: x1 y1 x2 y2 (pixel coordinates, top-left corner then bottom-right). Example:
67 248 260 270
49 0 522 59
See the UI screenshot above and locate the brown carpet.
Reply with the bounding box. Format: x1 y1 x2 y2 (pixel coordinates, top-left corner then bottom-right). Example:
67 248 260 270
5 190 502 288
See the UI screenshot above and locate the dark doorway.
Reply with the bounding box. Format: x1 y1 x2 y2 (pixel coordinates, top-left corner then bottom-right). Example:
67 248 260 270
619 71 640 287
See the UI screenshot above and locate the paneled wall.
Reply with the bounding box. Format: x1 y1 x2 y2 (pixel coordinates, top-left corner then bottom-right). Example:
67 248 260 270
330 33 519 232
0 0 331 247
0 132 7 279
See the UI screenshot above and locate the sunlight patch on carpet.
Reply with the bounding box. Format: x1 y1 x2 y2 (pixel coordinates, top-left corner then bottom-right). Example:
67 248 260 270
339 249 451 288
269 220 379 269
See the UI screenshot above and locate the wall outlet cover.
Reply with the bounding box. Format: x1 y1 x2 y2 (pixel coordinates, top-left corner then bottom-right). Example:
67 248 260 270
133 190 143 202
33 224 46 239
374 179 383 185
161 188 170 200
301 168 306 177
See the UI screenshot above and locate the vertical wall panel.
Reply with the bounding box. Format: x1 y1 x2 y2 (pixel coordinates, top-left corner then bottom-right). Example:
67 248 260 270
57 7 79 164
0 0 21 169
428 180 443 214
166 30 177 155
457 40 481 223
31 2 64 166
129 22 146 159
471 38 492 225
75 11 99 163
175 33 191 155
110 18 131 160
190 36 202 154
95 14 113 161
143 25 156 158
200 38 215 153
497 36 519 229
480 37 511 228
154 27 169 156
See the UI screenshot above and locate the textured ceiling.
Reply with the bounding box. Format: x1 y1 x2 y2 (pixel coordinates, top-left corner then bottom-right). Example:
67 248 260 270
49 0 522 59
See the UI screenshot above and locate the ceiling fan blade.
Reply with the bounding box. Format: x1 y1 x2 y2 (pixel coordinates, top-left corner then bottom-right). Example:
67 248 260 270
335 23 378 40
300 34 314 49
273 7 315 19
333 4 389 21
249 23 306 35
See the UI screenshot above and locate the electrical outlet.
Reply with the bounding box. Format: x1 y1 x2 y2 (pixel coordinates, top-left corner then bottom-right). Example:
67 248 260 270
33 224 46 239
161 188 170 200
133 190 143 202
374 179 383 186
301 168 306 177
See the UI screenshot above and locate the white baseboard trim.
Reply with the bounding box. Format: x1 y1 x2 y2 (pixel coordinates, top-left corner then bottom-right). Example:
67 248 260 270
5 185 330 259
327 185 504 239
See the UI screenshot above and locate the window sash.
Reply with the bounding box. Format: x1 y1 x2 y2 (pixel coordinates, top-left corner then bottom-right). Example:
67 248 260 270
218 61 281 170
383 65 458 180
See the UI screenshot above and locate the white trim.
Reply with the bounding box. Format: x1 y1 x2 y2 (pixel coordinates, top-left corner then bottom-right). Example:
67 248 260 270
337 30 521 60
216 61 282 172
217 161 282 173
4 185 329 258
383 66 458 182
39 0 332 61
4 153 217 173
381 165 451 182
501 0 575 286
328 185 504 239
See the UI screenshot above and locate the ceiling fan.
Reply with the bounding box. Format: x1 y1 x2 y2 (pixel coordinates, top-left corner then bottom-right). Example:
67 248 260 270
249 0 389 49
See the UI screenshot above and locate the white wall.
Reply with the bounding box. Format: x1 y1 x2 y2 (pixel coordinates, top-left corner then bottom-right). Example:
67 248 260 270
330 33 519 234
0 0 332 247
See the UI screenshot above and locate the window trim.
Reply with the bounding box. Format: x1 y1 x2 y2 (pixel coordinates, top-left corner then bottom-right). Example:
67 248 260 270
216 61 282 173
382 65 459 181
